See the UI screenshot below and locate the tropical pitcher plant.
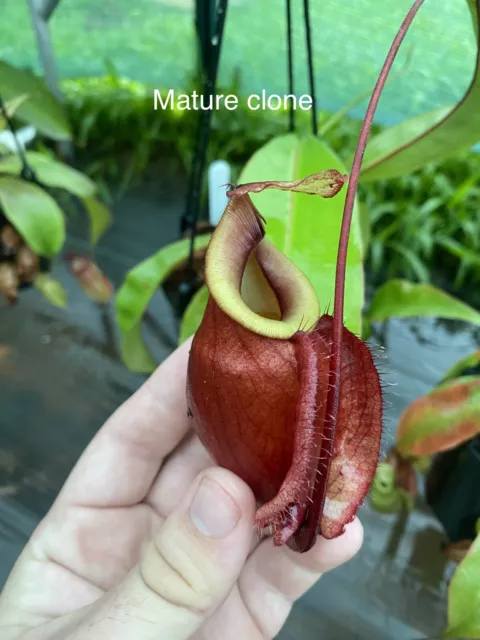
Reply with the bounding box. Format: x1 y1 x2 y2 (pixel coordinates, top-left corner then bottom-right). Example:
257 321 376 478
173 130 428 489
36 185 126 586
185 0 425 553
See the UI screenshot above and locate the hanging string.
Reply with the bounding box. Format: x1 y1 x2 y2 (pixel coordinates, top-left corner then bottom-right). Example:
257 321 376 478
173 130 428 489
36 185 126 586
286 0 295 132
183 0 228 248
303 0 318 136
176 0 228 314
0 95 36 182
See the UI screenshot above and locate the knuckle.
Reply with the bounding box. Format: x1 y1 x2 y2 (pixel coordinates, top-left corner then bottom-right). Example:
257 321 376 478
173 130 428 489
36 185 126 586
140 531 213 615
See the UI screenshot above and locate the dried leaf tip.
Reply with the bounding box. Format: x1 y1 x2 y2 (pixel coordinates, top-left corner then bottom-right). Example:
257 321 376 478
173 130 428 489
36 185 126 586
226 169 348 198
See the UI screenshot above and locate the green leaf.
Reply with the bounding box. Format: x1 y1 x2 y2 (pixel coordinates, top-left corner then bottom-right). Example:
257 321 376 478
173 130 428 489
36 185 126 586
366 279 480 327
0 94 29 129
0 151 96 198
115 234 211 373
396 376 480 457
360 0 480 181
438 236 480 268
319 43 414 137
444 534 480 638
441 350 480 384
82 196 112 245
238 134 363 335
389 242 430 282
0 177 65 257
179 285 209 345
120 323 157 374
33 274 68 307
0 61 71 141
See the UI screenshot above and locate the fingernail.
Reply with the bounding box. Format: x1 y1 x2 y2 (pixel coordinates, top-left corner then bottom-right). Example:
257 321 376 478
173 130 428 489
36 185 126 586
190 477 241 538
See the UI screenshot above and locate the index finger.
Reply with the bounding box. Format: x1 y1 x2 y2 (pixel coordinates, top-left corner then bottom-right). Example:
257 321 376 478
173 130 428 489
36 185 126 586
56 338 193 509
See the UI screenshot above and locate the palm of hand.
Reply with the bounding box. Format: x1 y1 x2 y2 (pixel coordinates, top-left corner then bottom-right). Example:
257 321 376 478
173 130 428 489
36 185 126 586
0 342 362 640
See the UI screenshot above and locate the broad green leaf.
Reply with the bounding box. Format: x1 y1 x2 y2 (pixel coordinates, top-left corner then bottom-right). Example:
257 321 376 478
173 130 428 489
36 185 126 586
238 134 363 335
441 350 480 384
396 376 480 457
120 324 157 374
116 234 211 373
360 0 480 181
0 94 29 129
319 43 414 137
179 285 209 344
0 177 65 257
34 274 68 307
366 280 480 327
82 196 112 245
445 534 480 638
0 61 71 140
0 151 96 197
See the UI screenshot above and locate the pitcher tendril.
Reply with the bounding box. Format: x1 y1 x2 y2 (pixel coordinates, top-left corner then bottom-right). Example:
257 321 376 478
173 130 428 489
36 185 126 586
298 0 427 553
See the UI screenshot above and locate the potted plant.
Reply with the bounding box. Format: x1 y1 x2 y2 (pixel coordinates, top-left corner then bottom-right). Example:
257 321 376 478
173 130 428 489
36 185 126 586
0 61 113 307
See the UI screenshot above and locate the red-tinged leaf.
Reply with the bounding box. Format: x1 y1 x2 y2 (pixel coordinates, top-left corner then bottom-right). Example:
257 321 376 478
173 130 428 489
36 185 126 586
66 253 113 304
396 377 480 457
226 169 347 199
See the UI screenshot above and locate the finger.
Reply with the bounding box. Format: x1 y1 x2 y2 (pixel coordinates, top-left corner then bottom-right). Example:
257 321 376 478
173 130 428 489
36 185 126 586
57 339 193 508
146 436 264 557
201 518 363 640
30 468 256 640
146 433 214 517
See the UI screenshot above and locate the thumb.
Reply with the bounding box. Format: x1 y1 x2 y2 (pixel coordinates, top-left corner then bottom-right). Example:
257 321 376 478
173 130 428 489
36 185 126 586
64 468 256 640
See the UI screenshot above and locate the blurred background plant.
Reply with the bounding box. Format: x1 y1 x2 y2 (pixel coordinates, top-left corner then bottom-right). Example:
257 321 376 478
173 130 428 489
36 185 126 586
370 347 480 637
0 61 113 307
61 71 480 312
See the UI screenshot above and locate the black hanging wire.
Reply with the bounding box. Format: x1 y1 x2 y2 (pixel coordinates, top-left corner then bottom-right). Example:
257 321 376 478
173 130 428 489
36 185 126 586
303 0 318 136
286 0 295 132
0 95 37 182
177 0 229 315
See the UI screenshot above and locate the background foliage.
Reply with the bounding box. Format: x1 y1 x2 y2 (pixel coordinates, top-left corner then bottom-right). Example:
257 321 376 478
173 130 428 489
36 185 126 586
62 75 480 308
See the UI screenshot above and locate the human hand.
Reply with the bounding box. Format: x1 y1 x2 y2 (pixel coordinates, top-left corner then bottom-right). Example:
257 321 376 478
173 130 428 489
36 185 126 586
0 339 363 640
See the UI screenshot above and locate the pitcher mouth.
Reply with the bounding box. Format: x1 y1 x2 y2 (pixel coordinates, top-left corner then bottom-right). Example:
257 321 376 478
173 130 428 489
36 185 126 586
205 170 347 340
